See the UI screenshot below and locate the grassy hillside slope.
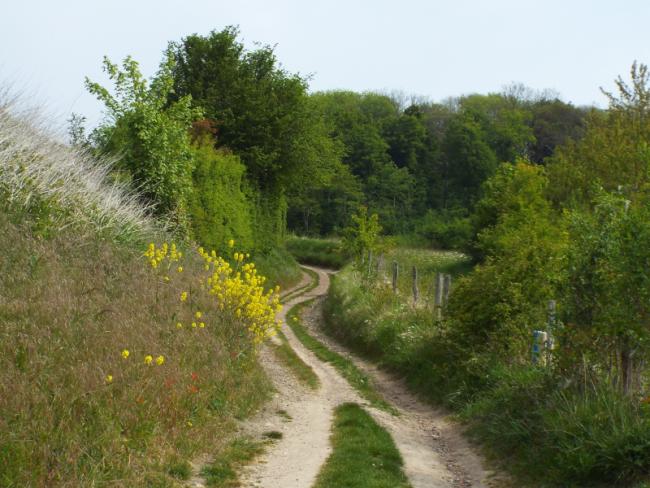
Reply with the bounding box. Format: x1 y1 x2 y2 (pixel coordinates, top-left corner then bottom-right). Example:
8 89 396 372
0 99 295 486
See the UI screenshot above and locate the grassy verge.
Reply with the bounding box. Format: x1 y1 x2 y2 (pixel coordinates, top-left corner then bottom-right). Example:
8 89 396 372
285 235 349 269
201 437 268 487
0 208 276 486
286 301 396 414
255 246 303 290
377 247 472 298
313 403 411 488
324 251 650 487
271 331 320 390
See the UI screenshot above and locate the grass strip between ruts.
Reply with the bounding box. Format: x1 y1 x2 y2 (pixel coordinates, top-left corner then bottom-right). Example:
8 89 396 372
313 402 411 488
286 300 397 415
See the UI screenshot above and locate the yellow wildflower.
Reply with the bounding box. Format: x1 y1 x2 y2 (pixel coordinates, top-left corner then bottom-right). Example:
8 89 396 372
176 322 183 329
192 322 197 328
121 349 129 359
144 355 153 365
228 239 235 248
180 291 188 302
106 374 113 384
199 322 205 328
195 311 202 319
156 355 165 366
177 266 183 273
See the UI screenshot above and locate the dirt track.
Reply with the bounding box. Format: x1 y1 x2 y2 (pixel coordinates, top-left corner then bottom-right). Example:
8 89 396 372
236 266 504 488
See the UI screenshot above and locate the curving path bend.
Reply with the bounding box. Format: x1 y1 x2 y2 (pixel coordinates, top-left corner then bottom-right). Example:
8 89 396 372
236 265 504 488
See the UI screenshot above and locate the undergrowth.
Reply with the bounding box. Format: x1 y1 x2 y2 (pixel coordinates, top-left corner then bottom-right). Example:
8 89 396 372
0 208 274 486
254 246 302 290
285 235 349 269
324 259 650 487
201 437 268 487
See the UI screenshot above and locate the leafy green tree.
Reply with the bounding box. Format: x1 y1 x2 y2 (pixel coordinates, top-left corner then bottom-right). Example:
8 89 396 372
188 130 254 253
472 160 552 259
365 161 415 234
529 99 585 164
343 206 382 270
547 62 650 207
442 115 498 207
171 27 343 248
170 27 314 190
563 191 650 394
86 53 202 230
448 162 566 361
458 94 535 163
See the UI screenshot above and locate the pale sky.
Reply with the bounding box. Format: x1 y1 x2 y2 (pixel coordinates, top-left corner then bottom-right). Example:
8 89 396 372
2 0 649 131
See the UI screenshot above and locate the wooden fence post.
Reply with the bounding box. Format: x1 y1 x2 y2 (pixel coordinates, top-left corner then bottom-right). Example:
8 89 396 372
434 272 443 320
412 266 419 303
392 261 398 293
546 300 556 365
443 274 452 305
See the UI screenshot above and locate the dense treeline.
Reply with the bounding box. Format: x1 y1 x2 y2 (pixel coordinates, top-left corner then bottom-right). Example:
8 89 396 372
79 26 341 257
290 88 587 244
77 26 588 257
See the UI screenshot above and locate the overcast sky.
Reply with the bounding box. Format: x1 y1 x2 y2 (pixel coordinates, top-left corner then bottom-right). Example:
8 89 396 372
2 0 649 130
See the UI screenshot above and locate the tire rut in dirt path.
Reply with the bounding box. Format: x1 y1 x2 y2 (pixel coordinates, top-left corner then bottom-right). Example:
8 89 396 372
239 265 503 488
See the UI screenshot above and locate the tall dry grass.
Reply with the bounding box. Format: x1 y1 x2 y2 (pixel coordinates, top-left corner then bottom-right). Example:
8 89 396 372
0 211 272 486
0 90 153 239
0 93 272 486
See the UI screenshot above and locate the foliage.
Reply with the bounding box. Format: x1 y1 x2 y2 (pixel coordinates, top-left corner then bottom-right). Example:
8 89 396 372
442 114 498 207
252 246 302 290
414 208 473 250
171 27 345 248
342 206 382 269
86 53 202 232
188 134 254 254
529 98 585 163
285 235 350 269
447 162 566 365
171 27 315 190
562 190 650 393
547 63 650 207
0 212 272 486
201 437 268 487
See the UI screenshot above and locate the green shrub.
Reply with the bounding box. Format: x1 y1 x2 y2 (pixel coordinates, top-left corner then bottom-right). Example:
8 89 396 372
285 235 349 269
189 138 254 254
253 246 302 290
415 208 473 251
